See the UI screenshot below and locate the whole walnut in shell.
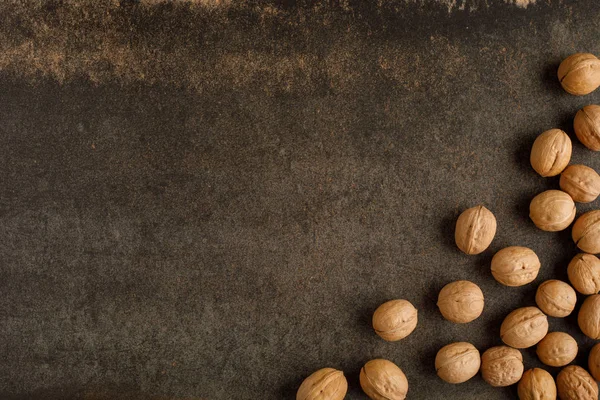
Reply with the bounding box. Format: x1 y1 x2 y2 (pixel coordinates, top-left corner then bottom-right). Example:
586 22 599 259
560 165 600 203
578 294 600 339
360 359 408 400
530 129 572 177
296 368 347 400
589 343 600 382
454 205 496 255
558 53 600 96
557 365 598 400
435 342 480 384
500 306 548 349
437 280 484 323
575 105 600 151
372 299 418 341
536 332 578 367
491 246 540 287
518 368 557 400
480 346 523 387
572 210 600 253
530 190 576 232
535 280 577 318
569 253 600 295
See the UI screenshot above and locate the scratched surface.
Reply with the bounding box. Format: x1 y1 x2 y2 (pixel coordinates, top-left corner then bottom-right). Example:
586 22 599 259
1 1 600 399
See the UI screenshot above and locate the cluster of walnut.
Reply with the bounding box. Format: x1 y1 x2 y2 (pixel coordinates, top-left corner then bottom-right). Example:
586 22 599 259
296 53 600 400
431 52 600 400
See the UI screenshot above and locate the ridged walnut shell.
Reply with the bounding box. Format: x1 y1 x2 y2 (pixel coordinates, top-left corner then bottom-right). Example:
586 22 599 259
372 299 418 341
536 332 578 367
529 190 576 232
530 129 572 177
437 280 484 324
578 294 600 339
557 365 598 400
455 205 497 255
560 165 600 203
535 280 577 318
568 253 600 295
558 53 600 96
575 105 600 151
480 346 523 387
589 343 600 382
491 246 540 287
296 368 348 400
360 359 408 400
500 307 548 349
573 210 600 253
517 368 557 400
435 342 480 384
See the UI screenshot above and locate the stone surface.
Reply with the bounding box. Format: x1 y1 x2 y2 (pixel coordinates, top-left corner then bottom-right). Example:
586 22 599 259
1 0 600 399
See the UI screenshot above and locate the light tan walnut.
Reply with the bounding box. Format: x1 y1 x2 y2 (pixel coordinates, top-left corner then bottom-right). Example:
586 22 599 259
557 365 598 400
500 307 548 349
481 346 523 387
529 190 576 232
435 342 480 384
296 368 347 400
536 332 578 367
491 246 540 287
437 280 484 324
372 299 418 341
558 53 600 96
360 359 408 400
454 205 496 255
517 368 557 400
575 105 600 151
535 280 577 318
578 294 600 339
588 343 600 382
560 164 600 203
530 129 572 177
572 210 600 254
568 253 600 295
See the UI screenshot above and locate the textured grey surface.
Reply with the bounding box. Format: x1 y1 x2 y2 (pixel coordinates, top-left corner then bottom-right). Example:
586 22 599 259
1 1 600 399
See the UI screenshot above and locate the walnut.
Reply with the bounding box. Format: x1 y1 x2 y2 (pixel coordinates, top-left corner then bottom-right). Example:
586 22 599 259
557 365 598 400
480 346 523 387
296 368 347 400
500 307 548 348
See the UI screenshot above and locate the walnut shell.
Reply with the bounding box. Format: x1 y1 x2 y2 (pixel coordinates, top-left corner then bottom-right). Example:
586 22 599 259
557 365 598 400
372 299 418 341
529 190 576 232
568 253 600 295
491 246 540 287
530 129 572 177
578 294 600 339
518 368 557 400
536 332 578 367
500 307 548 349
480 346 523 387
575 105 600 151
435 342 480 384
560 165 600 203
360 359 408 400
437 280 484 324
454 205 497 255
558 53 600 96
573 210 600 253
589 343 600 381
535 280 577 318
296 368 348 400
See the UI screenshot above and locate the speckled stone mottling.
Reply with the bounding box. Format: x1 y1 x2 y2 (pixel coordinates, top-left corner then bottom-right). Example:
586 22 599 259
1 1 600 399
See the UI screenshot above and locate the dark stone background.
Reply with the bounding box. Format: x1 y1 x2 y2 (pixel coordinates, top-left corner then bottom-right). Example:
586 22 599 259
1 0 600 399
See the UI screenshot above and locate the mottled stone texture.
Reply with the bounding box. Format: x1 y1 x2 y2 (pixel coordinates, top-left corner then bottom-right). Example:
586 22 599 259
1 1 600 399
